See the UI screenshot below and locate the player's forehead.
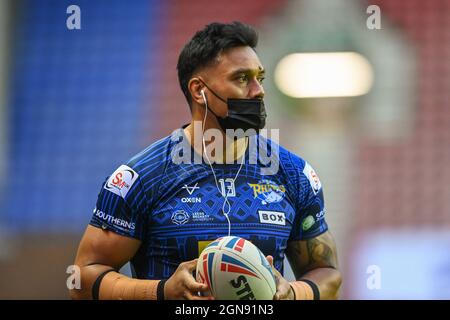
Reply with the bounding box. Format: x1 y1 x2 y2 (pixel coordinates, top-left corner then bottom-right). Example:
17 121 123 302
210 46 265 78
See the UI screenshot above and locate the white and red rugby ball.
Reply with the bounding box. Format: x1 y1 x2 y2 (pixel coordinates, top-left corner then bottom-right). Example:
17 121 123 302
196 236 276 300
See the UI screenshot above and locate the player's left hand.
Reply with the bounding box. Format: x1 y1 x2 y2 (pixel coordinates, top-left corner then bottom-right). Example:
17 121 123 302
266 255 295 300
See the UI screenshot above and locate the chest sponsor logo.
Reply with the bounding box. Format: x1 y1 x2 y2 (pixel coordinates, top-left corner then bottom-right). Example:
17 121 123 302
171 210 190 225
181 183 201 203
258 210 286 226
104 165 139 199
192 211 213 222
248 179 286 205
303 162 322 195
181 197 202 203
182 183 199 195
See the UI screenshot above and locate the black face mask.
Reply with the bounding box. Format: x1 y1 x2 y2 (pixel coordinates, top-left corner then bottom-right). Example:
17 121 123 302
200 80 267 134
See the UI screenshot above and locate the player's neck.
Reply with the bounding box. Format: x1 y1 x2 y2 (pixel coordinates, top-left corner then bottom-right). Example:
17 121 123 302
184 119 248 164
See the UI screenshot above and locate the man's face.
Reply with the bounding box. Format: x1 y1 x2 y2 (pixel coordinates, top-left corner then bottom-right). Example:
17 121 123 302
200 46 265 117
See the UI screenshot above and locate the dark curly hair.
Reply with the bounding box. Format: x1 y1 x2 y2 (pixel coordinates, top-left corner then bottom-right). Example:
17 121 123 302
177 21 258 107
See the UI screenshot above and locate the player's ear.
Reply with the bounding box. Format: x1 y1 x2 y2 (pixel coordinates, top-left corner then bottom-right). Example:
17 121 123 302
188 77 206 105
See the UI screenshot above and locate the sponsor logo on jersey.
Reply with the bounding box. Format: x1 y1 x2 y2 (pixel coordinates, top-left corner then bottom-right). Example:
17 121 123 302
316 209 326 220
192 211 213 222
181 183 202 203
248 179 286 205
258 210 286 226
181 197 202 203
171 210 190 225
182 183 199 195
302 215 316 231
104 165 139 198
93 207 136 230
303 162 322 195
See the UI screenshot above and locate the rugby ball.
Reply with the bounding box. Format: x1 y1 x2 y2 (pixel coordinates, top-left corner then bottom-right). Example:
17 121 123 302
196 236 276 300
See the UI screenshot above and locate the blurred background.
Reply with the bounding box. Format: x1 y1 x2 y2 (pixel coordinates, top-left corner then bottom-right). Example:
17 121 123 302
0 0 449 299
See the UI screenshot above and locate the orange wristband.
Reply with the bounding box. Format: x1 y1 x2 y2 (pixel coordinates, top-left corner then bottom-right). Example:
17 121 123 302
289 281 315 300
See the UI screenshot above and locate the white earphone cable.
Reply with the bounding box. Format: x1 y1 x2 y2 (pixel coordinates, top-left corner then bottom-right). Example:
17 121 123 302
200 90 245 237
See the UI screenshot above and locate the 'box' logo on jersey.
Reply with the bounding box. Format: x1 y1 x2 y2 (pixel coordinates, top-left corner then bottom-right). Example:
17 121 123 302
104 165 139 198
258 210 286 226
303 162 322 195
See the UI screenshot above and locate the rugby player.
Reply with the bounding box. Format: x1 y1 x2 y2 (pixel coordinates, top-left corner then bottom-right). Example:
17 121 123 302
70 21 341 300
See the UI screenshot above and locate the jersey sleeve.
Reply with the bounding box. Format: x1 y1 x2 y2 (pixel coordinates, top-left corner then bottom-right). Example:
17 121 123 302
89 164 149 240
290 160 328 241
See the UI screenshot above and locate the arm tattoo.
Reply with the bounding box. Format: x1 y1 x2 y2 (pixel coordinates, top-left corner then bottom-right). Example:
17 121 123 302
306 235 337 268
286 231 338 277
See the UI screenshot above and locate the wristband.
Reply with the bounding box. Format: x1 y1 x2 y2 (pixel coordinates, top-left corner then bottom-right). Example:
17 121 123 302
157 279 167 300
300 279 320 300
92 269 115 300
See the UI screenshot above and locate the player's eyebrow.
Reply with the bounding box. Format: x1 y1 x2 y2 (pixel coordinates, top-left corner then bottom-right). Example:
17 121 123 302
229 67 265 77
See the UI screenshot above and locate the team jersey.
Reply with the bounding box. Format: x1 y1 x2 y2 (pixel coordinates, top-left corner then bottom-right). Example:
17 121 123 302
89 127 328 279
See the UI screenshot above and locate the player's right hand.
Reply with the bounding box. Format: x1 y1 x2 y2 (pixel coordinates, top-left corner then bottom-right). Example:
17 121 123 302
164 259 214 300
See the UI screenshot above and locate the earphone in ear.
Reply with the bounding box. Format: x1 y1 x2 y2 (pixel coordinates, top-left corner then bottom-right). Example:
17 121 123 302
200 88 207 105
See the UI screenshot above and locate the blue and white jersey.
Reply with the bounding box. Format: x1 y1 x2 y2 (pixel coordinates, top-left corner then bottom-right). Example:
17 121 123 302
90 128 328 279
